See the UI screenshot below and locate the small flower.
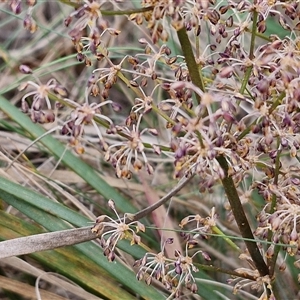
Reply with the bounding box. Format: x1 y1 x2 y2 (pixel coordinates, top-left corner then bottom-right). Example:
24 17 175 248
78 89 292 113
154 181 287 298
105 114 158 178
229 265 273 299
170 111 227 182
65 0 122 63
18 67 65 124
93 61 122 89
159 85 194 124
135 237 208 297
19 78 56 112
134 239 173 286
61 88 115 152
6 0 38 32
132 42 172 83
254 171 300 256
130 1 183 42
170 247 200 295
179 207 218 239
23 12 37 33
92 199 145 262
66 0 102 33
131 84 162 114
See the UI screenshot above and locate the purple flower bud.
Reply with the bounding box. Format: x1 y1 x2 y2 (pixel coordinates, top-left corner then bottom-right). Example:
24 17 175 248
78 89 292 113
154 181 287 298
266 245 274 258
111 102 122 112
75 7 86 19
30 111 39 123
202 251 211 261
280 138 289 148
19 65 32 74
265 133 273 145
11 0 22 14
32 98 42 111
145 276 152 285
175 264 182 275
219 66 234 78
223 112 235 123
269 214 281 231
61 124 69 135
146 163 154 175
21 101 29 113
72 125 82 138
108 251 115 262
45 111 55 123
64 16 72 27
77 53 85 62
269 150 277 160
290 227 298 242
136 270 144 281
191 282 198 293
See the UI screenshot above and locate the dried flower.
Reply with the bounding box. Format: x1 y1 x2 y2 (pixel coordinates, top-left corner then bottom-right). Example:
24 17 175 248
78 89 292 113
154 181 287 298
18 71 64 124
179 207 218 239
61 88 115 152
135 237 206 297
105 114 158 178
92 199 145 261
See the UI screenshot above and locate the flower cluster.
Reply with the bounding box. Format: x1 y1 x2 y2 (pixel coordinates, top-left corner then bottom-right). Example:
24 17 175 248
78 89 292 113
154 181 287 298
65 0 121 65
12 0 300 298
105 114 160 178
255 179 300 257
61 92 117 154
179 207 218 239
92 199 145 262
134 237 210 298
130 0 184 43
18 65 67 124
5 0 37 32
229 267 275 300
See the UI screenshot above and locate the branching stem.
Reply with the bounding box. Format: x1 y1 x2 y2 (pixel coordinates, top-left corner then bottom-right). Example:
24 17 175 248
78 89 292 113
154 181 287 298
217 155 269 277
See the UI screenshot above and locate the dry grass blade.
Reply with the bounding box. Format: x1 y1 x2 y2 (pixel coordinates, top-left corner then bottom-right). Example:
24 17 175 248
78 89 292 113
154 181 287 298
0 275 73 300
0 257 101 300
0 227 95 259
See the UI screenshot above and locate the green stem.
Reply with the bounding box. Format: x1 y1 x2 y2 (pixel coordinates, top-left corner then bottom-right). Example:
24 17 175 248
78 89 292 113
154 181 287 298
217 155 269 277
240 66 252 95
176 27 205 104
101 7 153 16
238 11 257 99
249 11 258 60
193 263 256 280
268 140 281 277
244 27 271 42
212 226 241 252
229 12 257 134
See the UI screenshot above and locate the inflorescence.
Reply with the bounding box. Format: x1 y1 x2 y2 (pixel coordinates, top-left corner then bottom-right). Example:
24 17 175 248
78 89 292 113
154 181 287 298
10 0 300 298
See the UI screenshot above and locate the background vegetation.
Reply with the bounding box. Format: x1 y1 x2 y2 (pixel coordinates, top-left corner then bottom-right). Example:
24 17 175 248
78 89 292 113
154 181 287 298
0 1 299 299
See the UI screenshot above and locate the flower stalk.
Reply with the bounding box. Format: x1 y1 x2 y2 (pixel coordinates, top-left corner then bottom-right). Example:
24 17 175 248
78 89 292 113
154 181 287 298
217 155 269 277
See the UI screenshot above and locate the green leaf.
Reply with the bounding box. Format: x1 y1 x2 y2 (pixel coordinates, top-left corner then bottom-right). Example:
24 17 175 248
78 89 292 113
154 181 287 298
0 181 165 299
0 94 135 213
0 211 135 299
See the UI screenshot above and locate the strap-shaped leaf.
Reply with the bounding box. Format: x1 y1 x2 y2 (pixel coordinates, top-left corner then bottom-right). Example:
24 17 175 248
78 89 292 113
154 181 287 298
0 94 135 213
0 188 165 299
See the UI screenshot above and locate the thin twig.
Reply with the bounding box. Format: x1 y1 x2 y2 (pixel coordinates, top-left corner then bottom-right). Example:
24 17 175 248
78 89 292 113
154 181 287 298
130 174 195 221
